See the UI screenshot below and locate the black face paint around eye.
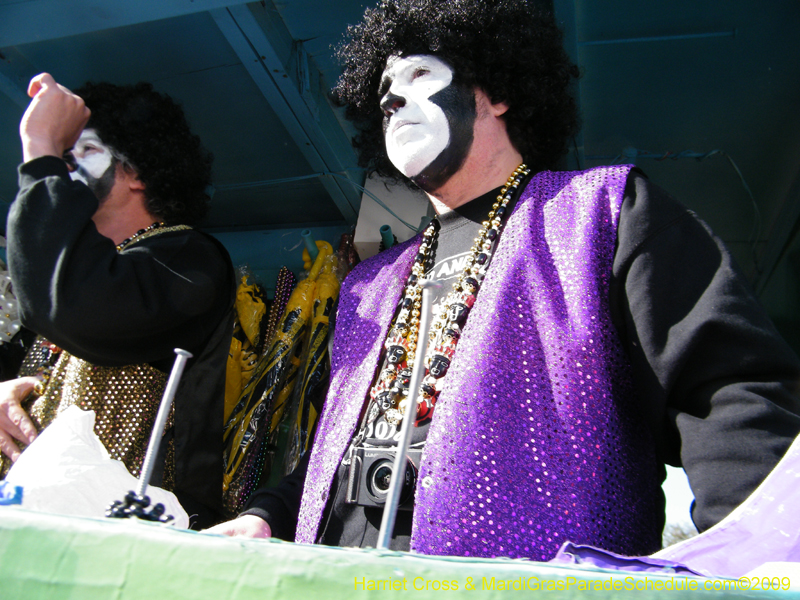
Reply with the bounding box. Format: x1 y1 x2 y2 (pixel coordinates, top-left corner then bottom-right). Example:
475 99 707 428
409 83 476 193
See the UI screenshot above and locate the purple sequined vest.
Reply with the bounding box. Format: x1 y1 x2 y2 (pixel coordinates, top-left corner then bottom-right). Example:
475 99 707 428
297 166 663 559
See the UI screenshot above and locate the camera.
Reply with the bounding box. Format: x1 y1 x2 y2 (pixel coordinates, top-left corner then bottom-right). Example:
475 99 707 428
345 447 422 511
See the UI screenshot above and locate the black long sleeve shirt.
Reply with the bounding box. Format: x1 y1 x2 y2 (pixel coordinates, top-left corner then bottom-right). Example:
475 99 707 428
6 156 237 527
246 171 800 545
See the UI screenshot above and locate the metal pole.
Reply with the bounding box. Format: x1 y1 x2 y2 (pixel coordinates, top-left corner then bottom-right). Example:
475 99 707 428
377 279 440 549
135 348 193 497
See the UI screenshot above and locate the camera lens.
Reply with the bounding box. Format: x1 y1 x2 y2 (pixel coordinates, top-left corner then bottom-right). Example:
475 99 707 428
366 457 416 506
367 459 394 502
372 463 393 493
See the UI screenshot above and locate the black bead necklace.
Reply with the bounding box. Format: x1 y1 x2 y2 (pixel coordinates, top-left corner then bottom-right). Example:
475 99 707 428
366 164 530 428
116 222 166 252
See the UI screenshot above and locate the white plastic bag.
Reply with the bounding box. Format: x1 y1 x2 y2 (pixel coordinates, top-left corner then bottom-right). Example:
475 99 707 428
5 405 189 527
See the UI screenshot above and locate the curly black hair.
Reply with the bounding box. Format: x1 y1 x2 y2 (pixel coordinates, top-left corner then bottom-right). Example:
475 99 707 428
75 81 213 225
332 0 580 182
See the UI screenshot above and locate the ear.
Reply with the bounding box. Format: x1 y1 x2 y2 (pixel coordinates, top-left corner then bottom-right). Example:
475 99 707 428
124 169 146 192
114 161 145 192
489 100 510 117
475 88 510 118
129 175 145 192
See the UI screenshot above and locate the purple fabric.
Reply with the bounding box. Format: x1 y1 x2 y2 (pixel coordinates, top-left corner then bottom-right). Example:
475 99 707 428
652 433 800 577
297 166 663 560
552 542 701 575
552 433 800 577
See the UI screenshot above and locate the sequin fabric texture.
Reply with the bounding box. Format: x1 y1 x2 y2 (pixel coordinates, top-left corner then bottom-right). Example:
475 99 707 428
297 166 663 560
25 348 169 483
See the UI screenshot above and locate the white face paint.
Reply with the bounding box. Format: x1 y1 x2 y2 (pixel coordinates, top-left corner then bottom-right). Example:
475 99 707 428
380 55 453 178
67 129 114 186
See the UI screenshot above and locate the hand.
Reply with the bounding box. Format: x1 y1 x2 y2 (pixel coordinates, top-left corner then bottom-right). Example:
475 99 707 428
203 514 273 538
0 376 40 462
20 73 91 163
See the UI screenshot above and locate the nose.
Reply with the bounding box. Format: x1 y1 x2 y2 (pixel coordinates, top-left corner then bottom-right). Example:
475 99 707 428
380 91 405 116
62 150 78 172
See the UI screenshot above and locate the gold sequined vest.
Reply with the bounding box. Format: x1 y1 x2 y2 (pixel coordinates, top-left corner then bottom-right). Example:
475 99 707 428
0 225 191 483
7 339 173 483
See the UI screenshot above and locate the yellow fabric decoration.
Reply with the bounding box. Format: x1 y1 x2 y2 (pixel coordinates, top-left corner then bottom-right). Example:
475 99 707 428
224 334 243 422
221 244 333 515
302 240 333 272
235 275 267 348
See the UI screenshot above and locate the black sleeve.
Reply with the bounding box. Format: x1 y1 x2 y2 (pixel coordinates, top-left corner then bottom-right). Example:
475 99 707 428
240 452 309 541
610 171 800 532
7 156 231 366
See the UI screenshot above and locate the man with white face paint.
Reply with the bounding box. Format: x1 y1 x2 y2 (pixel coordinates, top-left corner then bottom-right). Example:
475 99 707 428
380 54 477 192
64 129 119 202
210 0 800 564
1 74 236 529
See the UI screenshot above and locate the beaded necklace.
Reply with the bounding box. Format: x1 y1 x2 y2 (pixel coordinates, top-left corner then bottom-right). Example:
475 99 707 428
364 164 530 428
116 222 166 252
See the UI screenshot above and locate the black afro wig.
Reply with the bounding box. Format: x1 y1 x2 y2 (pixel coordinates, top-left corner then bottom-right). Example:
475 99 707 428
76 81 213 225
332 0 580 183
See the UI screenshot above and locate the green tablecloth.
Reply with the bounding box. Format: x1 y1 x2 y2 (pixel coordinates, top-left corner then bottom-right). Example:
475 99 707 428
0 507 790 599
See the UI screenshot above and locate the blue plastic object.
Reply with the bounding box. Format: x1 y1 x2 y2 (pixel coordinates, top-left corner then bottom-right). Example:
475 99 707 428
0 481 22 505
301 230 318 261
379 224 394 249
